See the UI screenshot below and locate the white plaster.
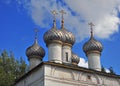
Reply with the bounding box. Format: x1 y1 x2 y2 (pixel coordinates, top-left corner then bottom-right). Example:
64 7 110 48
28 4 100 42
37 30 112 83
16 63 120 86
44 64 120 86
15 65 44 86
29 58 41 70
87 53 101 71
48 43 62 63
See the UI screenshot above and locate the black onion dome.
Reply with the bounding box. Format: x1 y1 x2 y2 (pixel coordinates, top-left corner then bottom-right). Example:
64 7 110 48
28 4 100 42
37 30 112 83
26 39 45 60
83 33 103 54
44 20 64 44
72 53 80 65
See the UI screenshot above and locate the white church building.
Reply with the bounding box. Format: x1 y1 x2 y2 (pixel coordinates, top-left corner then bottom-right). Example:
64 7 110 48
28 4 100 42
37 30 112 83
15 10 120 86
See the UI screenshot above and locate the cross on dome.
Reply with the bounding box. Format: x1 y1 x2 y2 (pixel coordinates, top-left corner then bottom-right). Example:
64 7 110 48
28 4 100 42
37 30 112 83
60 10 66 20
34 28 39 40
88 22 95 38
88 22 94 32
60 10 66 28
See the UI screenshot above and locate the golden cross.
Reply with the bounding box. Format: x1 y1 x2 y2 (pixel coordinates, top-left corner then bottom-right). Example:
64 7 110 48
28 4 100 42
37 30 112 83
51 10 58 20
60 10 66 20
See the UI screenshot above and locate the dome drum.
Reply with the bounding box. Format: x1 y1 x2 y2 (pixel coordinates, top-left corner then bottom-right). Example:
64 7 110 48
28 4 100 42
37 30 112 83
62 42 73 47
45 40 63 47
85 50 101 56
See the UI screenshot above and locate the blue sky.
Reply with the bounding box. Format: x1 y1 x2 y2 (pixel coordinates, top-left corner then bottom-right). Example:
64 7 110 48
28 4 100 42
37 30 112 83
0 0 120 74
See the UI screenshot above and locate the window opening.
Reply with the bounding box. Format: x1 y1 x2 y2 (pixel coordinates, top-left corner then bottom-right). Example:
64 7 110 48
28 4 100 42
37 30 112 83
65 52 68 62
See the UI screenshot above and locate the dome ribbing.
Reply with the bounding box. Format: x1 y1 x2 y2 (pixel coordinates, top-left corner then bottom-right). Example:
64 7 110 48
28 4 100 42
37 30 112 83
26 39 45 60
83 23 103 55
71 53 80 65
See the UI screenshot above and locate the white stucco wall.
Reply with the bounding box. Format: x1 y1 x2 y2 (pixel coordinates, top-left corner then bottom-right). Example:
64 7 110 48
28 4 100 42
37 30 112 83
48 43 62 63
15 65 44 86
62 45 72 63
15 63 120 86
44 64 120 86
87 53 101 71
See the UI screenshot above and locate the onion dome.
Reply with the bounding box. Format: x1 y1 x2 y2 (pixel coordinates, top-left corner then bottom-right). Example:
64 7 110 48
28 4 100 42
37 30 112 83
43 20 64 44
83 22 103 55
26 30 45 60
44 10 64 45
60 10 75 46
60 21 75 45
71 53 80 65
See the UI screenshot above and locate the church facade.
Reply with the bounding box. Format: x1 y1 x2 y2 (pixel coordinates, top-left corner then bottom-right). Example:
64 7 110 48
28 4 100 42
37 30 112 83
15 10 120 86
15 62 120 86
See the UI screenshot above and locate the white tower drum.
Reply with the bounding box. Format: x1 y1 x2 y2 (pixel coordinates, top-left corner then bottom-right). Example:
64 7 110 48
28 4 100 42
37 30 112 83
83 22 103 71
60 10 75 63
26 29 45 70
44 10 64 63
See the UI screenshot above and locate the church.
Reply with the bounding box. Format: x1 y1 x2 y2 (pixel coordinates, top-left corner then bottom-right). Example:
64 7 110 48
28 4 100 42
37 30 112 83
15 10 120 86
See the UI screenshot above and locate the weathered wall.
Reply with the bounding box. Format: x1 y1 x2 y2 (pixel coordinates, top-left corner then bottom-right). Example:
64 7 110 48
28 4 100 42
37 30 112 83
15 63 120 86
15 65 44 86
44 64 120 86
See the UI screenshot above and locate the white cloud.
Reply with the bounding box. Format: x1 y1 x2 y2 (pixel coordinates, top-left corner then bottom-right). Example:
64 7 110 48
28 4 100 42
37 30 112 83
78 57 111 73
105 68 110 73
5 0 120 42
78 57 88 68
63 0 120 40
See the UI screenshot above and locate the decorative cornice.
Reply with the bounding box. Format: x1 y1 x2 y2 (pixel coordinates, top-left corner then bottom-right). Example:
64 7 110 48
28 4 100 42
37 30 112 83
63 43 72 47
86 50 101 56
46 40 63 47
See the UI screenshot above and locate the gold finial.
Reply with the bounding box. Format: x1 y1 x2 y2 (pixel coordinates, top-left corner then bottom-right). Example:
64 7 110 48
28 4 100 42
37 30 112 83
88 22 95 38
34 28 39 40
60 10 66 28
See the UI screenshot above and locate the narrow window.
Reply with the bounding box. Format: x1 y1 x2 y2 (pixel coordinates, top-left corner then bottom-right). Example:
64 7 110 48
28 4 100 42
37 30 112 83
65 52 68 62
